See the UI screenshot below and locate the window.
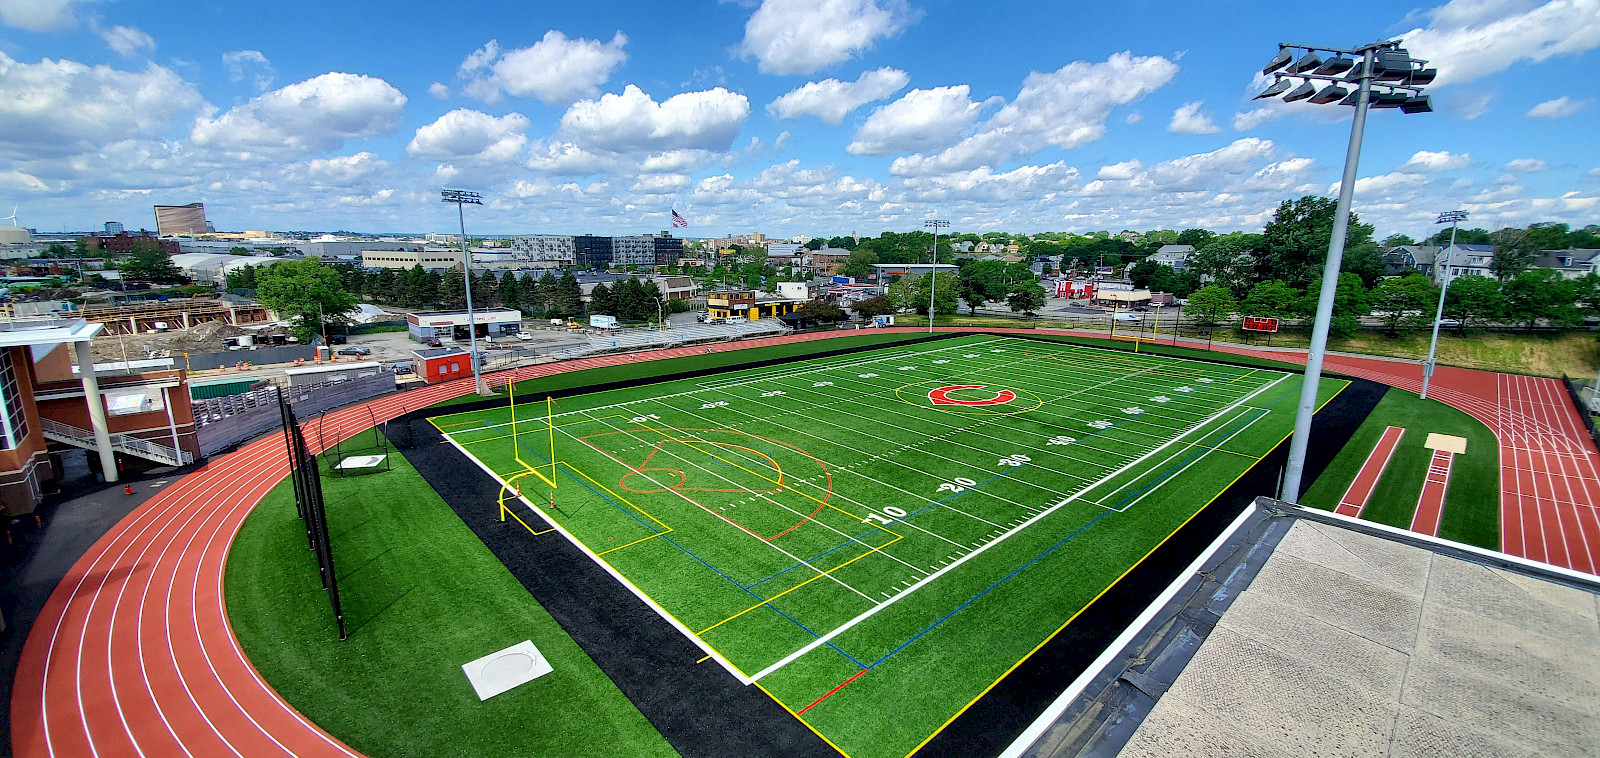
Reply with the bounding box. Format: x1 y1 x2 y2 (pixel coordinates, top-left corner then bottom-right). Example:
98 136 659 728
450 362 460 372
0 349 29 450
438 365 447 376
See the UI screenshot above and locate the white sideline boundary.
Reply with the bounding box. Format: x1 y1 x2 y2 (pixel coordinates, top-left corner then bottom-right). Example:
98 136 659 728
995 503 1262 758
437 431 758 685
746 371 1289 683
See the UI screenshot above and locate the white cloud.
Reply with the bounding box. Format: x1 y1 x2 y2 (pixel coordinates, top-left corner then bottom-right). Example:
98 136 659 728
1402 0 1600 86
525 141 622 175
222 50 275 92
1398 149 1471 172
1232 106 1284 131
459 31 627 105
1097 159 1142 180
738 0 918 75
1329 171 1427 197
1124 111 1143 124
0 52 201 158
639 149 715 173
1527 95 1588 117
1590 165 1600 178
428 82 449 99
1504 157 1549 172
767 67 909 124
847 86 995 155
304 152 388 185
890 52 1179 175
1237 157 1318 192
407 109 529 162
0 0 85 30
631 173 691 194
1167 101 1219 134
190 72 407 156
1455 91 1493 119
559 84 750 153
97 24 154 57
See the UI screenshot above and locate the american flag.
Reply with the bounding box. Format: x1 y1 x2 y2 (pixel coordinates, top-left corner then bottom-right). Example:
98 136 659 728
671 209 688 228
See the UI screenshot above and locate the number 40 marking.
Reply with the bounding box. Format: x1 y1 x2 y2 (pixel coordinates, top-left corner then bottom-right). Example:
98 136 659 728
863 506 908 525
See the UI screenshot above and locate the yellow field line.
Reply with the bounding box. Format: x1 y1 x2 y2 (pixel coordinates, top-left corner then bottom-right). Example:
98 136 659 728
1230 368 1260 383
696 655 711 664
559 461 672 533
753 682 856 758
903 376 1350 758
596 531 668 556
499 502 556 535
449 414 626 446
695 532 901 637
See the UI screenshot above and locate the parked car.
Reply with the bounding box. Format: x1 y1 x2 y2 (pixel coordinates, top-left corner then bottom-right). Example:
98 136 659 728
328 334 347 345
386 361 413 374
336 346 372 356
515 332 534 341
424 337 442 347
696 311 710 322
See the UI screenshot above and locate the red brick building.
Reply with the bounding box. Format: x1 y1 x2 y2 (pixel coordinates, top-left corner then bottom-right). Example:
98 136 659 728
78 231 180 255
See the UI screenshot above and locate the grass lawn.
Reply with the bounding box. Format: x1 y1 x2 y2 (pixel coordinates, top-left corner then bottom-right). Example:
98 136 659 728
1300 387 1499 548
225 429 677 758
434 334 1341 758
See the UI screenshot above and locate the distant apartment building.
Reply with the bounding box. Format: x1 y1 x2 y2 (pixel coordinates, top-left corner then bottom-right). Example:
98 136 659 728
509 235 577 264
361 249 465 270
424 233 461 245
79 232 180 256
153 203 208 237
574 235 613 269
612 235 657 267
103 222 123 234
652 234 683 266
299 240 420 258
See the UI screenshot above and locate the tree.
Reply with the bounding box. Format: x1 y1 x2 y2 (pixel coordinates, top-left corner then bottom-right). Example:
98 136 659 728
471 269 496 307
553 269 584 316
224 265 259 291
1381 233 1416 248
1302 272 1371 339
370 268 398 302
498 270 522 312
905 273 957 316
1239 280 1302 322
1427 227 1492 246
1442 275 1504 333
45 242 71 258
615 278 650 321
1190 238 1253 295
852 295 894 318
1259 196 1380 287
804 238 825 251
1185 285 1238 329
1128 259 1161 289
1490 227 1540 281
533 271 557 313
796 299 847 323
1006 281 1047 317
439 266 466 309
1176 228 1216 248
1501 269 1579 330
639 280 665 322
589 282 617 316
956 259 1006 314
228 246 250 255
1370 273 1438 334
838 247 879 280
120 241 185 283
253 258 358 341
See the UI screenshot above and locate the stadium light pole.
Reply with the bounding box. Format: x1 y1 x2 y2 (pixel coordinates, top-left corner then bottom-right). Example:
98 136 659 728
442 189 491 395
925 218 949 334
1421 209 1467 399
1257 40 1435 502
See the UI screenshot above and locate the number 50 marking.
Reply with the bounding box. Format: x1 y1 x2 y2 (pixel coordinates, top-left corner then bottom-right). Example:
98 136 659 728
863 506 908 525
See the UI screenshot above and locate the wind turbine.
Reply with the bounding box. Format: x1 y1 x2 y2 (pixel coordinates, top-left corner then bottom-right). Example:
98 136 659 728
2 206 17 227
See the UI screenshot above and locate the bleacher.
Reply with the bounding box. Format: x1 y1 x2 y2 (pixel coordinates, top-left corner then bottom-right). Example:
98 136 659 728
546 319 790 361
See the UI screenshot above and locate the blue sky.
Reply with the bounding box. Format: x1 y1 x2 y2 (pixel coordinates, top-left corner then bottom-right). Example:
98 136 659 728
0 0 1596 239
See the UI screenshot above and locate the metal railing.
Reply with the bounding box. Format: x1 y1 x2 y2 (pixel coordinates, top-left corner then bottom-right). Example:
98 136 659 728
41 417 194 466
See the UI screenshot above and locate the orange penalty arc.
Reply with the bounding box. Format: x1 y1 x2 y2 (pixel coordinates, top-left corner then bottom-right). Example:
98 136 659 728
927 384 1017 406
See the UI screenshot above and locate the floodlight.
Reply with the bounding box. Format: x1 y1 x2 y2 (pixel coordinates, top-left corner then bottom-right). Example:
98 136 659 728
1369 91 1412 108
1263 48 1294 74
1281 81 1318 102
1399 95 1434 114
1254 79 1293 99
1437 210 1468 224
1288 51 1324 74
1373 50 1415 81
1308 84 1349 105
1406 68 1437 86
1313 57 1355 76
1339 90 1362 106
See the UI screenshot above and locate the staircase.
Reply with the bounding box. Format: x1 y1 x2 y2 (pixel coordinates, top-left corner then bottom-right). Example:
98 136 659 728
41 418 195 467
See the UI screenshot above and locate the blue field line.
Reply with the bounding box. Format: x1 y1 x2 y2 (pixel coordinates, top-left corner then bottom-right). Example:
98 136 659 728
862 508 1115 670
508 435 868 668
1104 407 1268 511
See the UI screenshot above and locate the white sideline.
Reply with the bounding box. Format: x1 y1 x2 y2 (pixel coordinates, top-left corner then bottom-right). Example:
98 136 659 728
995 502 1262 758
747 371 1289 683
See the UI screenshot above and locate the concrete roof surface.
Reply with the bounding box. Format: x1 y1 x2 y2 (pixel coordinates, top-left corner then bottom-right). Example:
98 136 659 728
1118 519 1600 758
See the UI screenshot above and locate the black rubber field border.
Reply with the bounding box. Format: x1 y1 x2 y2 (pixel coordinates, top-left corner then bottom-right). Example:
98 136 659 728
396 331 1386 758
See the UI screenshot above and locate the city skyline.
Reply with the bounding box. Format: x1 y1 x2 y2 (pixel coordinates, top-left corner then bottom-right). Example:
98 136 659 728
0 0 1597 240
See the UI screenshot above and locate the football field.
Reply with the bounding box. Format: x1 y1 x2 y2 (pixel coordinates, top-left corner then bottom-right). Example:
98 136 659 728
432 334 1345 757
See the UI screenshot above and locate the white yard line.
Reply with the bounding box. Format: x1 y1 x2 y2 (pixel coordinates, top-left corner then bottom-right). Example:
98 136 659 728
746 371 1291 683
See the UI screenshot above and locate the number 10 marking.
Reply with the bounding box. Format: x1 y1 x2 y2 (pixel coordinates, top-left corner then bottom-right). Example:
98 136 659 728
862 506 908 525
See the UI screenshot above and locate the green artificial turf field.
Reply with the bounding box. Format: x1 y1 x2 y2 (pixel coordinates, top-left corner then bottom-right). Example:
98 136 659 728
432 334 1345 758
1299 387 1500 548
225 428 678 758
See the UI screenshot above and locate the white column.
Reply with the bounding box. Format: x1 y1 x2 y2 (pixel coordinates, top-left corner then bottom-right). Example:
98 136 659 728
74 341 118 483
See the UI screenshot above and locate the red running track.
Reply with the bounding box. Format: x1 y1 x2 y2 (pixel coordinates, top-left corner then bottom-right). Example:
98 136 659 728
1335 426 1405 518
13 327 1600 758
1411 449 1455 536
